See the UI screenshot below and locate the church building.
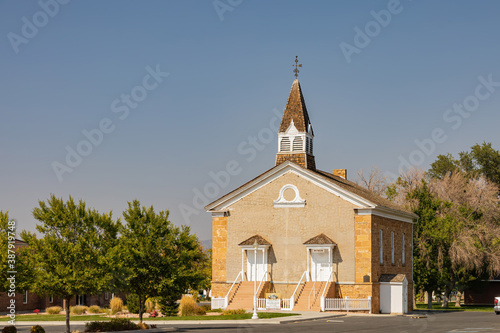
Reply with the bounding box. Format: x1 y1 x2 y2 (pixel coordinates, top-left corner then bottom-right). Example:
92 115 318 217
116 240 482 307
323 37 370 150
206 73 417 313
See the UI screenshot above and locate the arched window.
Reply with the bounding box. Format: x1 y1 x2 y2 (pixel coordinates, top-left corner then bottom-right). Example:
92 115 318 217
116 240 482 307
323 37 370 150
293 136 303 151
280 137 290 152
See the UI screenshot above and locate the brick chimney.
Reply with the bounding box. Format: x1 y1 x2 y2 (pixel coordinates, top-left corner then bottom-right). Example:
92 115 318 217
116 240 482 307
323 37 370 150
332 169 347 179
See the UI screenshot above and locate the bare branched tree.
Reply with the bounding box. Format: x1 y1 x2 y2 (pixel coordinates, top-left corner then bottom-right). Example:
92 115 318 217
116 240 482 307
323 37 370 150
356 166 390 197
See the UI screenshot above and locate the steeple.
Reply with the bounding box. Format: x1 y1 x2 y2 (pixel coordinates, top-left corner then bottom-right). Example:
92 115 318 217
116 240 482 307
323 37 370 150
275 79 316 170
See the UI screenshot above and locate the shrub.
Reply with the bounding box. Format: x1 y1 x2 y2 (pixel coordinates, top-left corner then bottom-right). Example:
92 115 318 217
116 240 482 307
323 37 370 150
179 295 206 316
87 305 101 314
46 306 63 314
70 305 88 315
200 304 211 312
137 322 149 330
157 297 178 317
208 308 222 313
30 325 45 333
222 308 246 315
125 294 139 314
110 297 123 315
85 318 138 332
2 326 16 333
179 295 196 316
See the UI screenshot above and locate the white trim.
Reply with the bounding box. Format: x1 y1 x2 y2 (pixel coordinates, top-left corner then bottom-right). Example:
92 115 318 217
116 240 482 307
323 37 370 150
205 162 377 212
273 184 306 208
239 245 270 250
305 244 336 248
356 207 416 224
211 210 229 217
284 120 298 135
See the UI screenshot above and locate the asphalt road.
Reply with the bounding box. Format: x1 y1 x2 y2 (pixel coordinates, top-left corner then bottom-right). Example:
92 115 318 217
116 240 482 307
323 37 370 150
10 311 500 333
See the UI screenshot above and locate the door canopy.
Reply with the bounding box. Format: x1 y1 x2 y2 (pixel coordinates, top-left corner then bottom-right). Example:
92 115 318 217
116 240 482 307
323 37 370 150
238 235 271 247
303 233 336 246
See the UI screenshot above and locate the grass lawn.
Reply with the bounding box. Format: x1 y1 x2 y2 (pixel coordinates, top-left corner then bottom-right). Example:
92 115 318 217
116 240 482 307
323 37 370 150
146 312 299 320
0 312 299 322
416 302 493 312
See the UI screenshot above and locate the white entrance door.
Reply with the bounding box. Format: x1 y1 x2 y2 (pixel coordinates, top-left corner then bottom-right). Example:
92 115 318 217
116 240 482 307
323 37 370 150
247 250 265 281
311 250 330 281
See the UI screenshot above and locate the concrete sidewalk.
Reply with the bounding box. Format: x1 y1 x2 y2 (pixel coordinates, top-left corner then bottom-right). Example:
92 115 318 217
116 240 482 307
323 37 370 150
4 311 346 326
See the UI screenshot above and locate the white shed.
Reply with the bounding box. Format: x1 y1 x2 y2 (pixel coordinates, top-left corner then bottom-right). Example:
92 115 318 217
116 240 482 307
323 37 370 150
379 274 408 314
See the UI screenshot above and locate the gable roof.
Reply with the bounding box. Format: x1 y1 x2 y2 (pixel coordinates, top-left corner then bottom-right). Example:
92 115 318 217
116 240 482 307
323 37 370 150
303 233 336 245
279 79 312 134
238 235 271 246
205 161 417 221
313 170 412 214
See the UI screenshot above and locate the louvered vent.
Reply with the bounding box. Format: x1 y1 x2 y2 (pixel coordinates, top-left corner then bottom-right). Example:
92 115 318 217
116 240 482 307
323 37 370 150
293 137 303 151
280 137 290 152
306 138 311 154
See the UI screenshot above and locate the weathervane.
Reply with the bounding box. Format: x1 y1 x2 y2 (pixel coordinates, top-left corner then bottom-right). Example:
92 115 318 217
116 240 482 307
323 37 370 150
293 56 302 79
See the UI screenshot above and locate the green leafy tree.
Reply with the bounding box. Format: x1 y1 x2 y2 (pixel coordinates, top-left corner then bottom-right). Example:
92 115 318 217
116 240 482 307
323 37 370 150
393 178 442 308
0 211 33 293
468 142 500 186
20 195 120 333
199 248 212 299
427 154 457 179
429 142 500 187
120 200 207 322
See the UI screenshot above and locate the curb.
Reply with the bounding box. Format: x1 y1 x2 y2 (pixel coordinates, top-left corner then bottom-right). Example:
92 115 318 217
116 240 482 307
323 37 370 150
1 314 347 327
277 313 347 323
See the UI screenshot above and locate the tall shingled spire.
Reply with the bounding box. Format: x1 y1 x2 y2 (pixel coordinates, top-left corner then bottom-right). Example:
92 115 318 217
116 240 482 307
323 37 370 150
275 78 316 170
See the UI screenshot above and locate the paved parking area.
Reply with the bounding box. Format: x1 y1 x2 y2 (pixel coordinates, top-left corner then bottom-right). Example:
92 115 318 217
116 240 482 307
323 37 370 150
7 311 500 333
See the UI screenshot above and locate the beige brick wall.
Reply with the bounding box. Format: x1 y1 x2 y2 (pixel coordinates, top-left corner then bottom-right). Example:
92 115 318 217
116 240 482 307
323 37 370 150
224 172 357 286
336 283 372 299
210 171 415 311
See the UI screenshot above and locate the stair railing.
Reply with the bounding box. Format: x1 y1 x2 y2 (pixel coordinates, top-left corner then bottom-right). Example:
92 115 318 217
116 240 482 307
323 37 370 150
224 270 244 309
320 269 334 311
255 271 270 299
290 271 307 310
308 280 317 309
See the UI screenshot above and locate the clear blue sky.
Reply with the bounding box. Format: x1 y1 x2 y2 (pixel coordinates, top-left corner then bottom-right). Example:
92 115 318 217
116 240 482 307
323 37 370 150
1 0 499 242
